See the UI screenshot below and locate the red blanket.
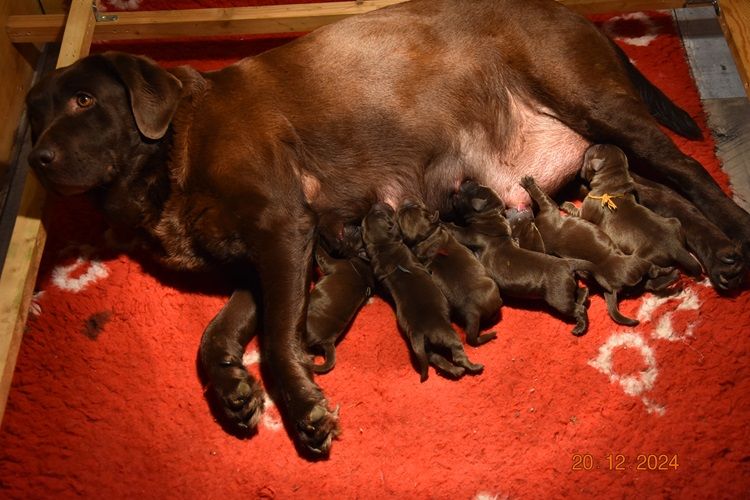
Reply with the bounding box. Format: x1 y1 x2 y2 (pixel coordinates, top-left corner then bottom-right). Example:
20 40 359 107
1 8 749 498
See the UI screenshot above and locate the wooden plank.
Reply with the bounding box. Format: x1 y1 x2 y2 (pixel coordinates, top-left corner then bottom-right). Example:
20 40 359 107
718 0 750 97
6 0 687 44
0 0 95 427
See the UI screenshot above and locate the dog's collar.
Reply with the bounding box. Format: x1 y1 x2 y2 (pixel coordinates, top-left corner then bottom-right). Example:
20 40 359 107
586 192 625 211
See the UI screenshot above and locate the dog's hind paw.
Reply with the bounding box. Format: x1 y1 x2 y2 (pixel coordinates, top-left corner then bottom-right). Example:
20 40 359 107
296 401 340 457
705 245 745 292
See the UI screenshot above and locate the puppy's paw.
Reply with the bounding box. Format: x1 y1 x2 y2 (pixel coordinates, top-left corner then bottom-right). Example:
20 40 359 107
295 401 340 457
519 176 535 189
705 245 745 292
209 367 265 432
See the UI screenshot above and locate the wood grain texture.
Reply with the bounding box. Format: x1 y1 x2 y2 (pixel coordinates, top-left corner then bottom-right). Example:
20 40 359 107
719 0 750 97
6 0 686 43
0 0 95 427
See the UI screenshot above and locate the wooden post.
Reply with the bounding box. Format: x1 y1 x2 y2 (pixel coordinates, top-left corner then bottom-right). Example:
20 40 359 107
718 0 750 97
0 0 95 426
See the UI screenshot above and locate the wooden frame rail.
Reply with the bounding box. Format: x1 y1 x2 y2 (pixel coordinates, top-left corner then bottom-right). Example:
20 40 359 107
1 0 748 427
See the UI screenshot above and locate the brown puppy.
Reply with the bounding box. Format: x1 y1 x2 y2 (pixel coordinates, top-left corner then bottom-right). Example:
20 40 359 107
506 208 546 253
26 0 750 454
520 176 674 326
305 229 375 374
631 173 745 292
397 201 502 347
566 144 702 277
450 182 590 336
362 203 484 380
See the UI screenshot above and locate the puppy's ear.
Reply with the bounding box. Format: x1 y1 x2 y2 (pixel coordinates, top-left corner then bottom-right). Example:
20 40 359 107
102 51 183 140
470 197 488 212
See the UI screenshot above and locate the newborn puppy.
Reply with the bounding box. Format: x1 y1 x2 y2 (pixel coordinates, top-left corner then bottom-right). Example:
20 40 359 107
450 181 590 336
631 172 744 292
362 203 484 381
567 144 702 277
520 176 674 326
506 208 546 253
305 227 375 374
397 201 502 347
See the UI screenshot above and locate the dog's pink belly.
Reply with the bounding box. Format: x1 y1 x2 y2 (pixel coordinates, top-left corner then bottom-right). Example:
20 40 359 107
458 101 590 209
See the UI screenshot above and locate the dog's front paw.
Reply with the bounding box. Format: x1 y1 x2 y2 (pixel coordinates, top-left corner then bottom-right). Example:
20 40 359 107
295 401 340 456
209 366 265 432
519 176 535 189
705 245 745 292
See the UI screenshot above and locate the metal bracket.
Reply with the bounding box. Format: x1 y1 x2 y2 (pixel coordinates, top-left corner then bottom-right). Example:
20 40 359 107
684 0 720 16
93 2 119 22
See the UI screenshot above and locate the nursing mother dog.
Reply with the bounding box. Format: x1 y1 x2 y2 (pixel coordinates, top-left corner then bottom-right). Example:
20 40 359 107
25 0 750 456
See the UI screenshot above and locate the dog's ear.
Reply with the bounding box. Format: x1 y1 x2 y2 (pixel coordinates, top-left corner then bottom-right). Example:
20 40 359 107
430 210 440 223
470 197 488 212
102 51 183 140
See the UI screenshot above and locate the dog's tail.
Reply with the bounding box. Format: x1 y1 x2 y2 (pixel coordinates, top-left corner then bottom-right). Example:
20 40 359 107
612 41 703 140
310 343 337 374
604 291 640 326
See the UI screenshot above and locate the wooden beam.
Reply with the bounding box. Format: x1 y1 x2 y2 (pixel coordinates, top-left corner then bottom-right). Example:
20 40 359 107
0 0 95 427
718 0 750 97
5 0 687 44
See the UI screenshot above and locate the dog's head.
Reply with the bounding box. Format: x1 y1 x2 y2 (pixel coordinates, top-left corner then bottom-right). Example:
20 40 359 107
452 180 505 217
580 144 630 185
339 224 368 260
396 200 439 246
362 203 400 246
25 51 183 195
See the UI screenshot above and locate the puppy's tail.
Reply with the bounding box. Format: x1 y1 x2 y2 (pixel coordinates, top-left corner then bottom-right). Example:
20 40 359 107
310 343 337 374
604 291 639 326
612 40 703 140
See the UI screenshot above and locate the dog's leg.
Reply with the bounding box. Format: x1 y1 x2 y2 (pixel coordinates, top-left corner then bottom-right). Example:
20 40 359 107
463 310 497 347
560 201 580 217
256 214 339 457
199 288 264 431
632 173 745 291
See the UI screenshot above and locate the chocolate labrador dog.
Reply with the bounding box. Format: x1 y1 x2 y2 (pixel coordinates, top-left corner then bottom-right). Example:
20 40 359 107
25 0 750 456
361 203 484 380
397 201 502 347
305 230 374 374
565 144 703 277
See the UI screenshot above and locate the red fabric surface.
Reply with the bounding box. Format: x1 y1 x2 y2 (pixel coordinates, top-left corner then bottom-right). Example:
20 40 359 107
2 10 750 498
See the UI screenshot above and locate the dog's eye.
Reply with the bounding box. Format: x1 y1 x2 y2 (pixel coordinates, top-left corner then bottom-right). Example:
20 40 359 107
75 93 94 108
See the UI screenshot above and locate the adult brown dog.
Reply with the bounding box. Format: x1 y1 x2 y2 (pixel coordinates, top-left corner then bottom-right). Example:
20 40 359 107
25 0 750 456
566 144 703 277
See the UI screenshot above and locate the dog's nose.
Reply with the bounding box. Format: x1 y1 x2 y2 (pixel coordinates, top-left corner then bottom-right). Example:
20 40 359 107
29 147 56 169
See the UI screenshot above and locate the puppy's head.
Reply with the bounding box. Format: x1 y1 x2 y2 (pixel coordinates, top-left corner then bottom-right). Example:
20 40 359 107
580 144 629 184
25 51 183 195
452 180 505 217
362 203 399 246
396 200 439 246
339 224 368 260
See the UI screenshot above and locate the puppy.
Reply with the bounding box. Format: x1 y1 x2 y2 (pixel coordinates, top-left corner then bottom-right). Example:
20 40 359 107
520 176 674 326
506 208 546 253
397 201 502 347
450 181 590 336
565 144 702 277
631 172 745 292
362 203 483 381
305 227 375 374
